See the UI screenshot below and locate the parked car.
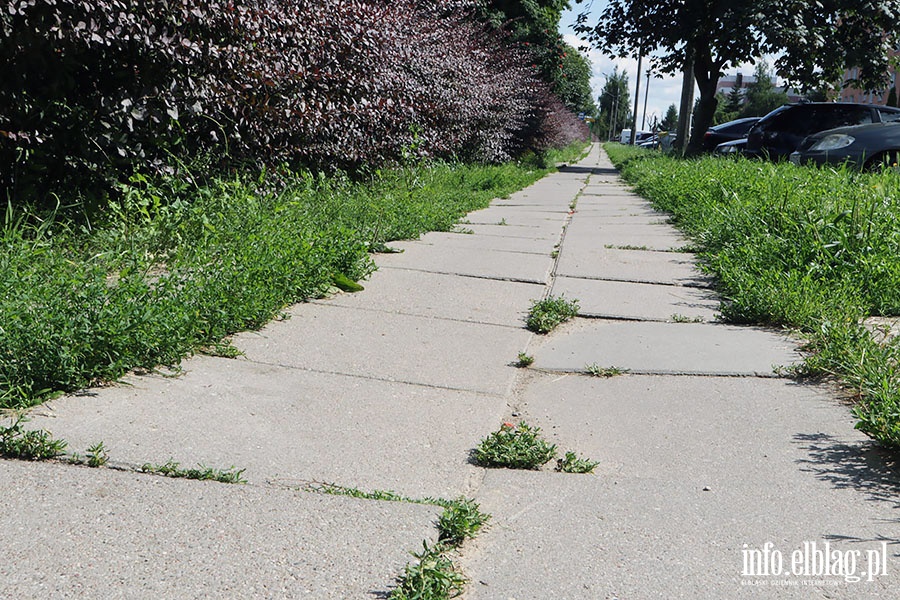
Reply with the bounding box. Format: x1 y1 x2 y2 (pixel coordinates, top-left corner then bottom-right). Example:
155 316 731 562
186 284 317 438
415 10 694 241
744 102 900 161
789 121 900 171
714 138 747 155
701 117 760 152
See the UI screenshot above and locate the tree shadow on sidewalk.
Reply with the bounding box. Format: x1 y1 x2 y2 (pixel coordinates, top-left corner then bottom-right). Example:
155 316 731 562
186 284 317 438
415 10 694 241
794 432 900 514
557 165 619 176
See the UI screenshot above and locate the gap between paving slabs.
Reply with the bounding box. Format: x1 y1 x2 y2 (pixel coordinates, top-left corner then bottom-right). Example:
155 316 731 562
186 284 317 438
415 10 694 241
0 415 490 599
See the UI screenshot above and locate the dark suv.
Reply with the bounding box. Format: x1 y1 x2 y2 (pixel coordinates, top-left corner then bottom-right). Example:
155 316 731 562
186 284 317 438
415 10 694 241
745 102 900 160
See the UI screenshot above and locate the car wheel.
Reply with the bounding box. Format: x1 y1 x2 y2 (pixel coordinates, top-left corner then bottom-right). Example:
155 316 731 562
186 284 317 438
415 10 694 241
865 150 900 173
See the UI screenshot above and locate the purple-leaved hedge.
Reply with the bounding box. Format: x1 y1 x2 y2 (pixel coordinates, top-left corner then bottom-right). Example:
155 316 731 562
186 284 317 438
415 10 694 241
0 0 588 206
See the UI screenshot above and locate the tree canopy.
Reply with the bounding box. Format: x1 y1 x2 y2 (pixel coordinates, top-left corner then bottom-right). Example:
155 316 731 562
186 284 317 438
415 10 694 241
575 0 900 152
597 68 631 140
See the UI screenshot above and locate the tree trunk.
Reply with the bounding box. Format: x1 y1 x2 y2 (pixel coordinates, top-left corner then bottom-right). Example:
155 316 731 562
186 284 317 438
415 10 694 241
686 44 721 156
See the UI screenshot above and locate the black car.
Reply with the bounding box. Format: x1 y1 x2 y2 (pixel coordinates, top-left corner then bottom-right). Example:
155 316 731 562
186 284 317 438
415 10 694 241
745 102 900 161
790 121 900 171
701 117 760 152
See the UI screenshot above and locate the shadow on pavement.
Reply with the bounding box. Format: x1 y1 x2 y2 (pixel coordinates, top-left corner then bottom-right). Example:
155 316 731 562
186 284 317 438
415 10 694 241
794 432 900 516
558 165 619 176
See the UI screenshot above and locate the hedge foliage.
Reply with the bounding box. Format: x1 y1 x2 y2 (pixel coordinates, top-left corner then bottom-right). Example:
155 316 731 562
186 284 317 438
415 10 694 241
0 0 588 206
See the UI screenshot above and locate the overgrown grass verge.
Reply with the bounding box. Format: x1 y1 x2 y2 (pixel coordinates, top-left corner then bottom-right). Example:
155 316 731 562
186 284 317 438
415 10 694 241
302 482 490 599
1 143 587 410
605 143 900 447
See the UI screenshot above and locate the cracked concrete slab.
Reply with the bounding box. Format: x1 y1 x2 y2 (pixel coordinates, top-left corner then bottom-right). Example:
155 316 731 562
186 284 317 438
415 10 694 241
451 223 561 240
28 356 501 498
319 267 544 328
234 303 531 395
532 319 800 376
556 246 712 287
374 243 553 284
0 459 439 600
551 276 720 322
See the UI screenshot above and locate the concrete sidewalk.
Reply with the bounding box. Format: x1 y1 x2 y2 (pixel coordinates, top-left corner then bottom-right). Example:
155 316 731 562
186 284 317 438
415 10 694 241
6 143 900 598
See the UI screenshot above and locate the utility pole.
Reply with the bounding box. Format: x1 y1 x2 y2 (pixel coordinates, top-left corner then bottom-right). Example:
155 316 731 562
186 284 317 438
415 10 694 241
642 69 650 130
630 49 643 144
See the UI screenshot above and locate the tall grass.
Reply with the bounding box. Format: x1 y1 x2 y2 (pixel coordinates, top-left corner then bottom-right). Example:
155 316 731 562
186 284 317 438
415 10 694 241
0 143 588 409
605 143 900 448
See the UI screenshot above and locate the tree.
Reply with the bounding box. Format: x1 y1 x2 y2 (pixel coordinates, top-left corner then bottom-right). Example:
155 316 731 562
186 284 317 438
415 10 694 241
597 68 630 141
555 43 599 115
574 0 900 154
888 86 899 108
740 61 790 118
660 104 678 131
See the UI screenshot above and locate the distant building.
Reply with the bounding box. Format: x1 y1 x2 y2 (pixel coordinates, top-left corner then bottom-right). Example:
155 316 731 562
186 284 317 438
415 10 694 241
716 72 802 103
840 48 899 105
716 73 755 97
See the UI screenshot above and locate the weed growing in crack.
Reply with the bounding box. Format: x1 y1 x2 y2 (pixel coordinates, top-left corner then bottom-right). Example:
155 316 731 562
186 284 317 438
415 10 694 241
671 314 703 323
515 352 535 368
526 295 579 334
140 460 246 484
474 421 557 469
556 451 599 474
0 416 67 460
437 498 489 546
585 364 628 378
86 441 109 467
389 541 466 600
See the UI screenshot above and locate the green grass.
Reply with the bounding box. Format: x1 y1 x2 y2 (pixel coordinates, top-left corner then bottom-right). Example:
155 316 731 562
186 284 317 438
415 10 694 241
604 143 900 448
526 295 580 334
585 364 628 378
0 142 588 410
474 421 557 469
515 352 535 368
0 415 67 460
390 541 467 600
140 460 247 484
556 451 599 474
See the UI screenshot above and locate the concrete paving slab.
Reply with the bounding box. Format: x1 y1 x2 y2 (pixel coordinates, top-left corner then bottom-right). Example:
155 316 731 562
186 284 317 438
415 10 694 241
556 246 712 287
320 267 544 327
551 276 720 322
28 356 502 498
234 303 531 395
453 223 561 240
532 319 800 376
564 219 687 251
413 231 555 256
461 375 899 599
373 243 553 284
0 459 439 600
569 212 668 225
464 207 569 224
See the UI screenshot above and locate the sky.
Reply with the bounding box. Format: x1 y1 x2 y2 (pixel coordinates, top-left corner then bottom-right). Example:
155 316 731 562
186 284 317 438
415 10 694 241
559 2 759 129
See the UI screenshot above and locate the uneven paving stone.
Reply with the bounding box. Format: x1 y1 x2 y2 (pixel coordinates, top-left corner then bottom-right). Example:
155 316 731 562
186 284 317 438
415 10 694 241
413 230 556 256
461 375 899 599
318 267 544 328
234 303 531 395
551 276 720 322
0 459 439 600
556 246 711 287
452 222 562 240
373 243 554 284
28 355 505 498
532 319 800 376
